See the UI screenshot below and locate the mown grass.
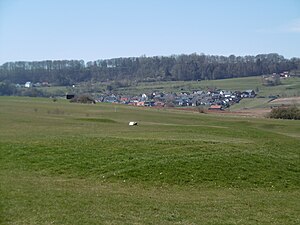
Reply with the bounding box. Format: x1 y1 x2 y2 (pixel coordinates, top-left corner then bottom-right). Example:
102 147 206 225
0 96 299 224
1 170 299 225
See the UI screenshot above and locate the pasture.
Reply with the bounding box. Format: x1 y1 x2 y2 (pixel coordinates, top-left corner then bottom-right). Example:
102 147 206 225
117 76 300 97
40 76 300 98
0 97 299 224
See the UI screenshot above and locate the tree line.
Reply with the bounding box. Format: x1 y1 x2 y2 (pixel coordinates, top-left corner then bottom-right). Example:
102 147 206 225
1 53 300 86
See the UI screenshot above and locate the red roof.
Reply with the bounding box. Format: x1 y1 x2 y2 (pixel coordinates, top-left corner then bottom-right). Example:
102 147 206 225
209 105 222 110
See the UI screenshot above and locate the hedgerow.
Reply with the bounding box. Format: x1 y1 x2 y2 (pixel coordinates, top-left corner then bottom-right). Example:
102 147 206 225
268 106 300 120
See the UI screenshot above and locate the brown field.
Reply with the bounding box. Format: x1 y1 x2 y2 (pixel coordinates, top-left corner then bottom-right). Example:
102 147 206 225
173 107 271 117
270 97 300 105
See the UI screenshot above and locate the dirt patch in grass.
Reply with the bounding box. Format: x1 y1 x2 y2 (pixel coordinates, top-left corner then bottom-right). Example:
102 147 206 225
76 118 117 123
172 107 271 118
269 97 300 105
218 109 271 117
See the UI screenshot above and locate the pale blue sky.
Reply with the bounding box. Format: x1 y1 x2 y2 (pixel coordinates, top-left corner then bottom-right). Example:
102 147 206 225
0 0 299 64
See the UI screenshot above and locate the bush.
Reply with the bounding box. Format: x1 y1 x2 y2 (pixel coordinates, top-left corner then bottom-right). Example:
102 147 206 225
197 106 206 113
268 106 300 120
70 95 96 104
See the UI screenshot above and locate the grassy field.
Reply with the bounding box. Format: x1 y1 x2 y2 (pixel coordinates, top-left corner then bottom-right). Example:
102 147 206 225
39 76 300 98
0 97 299 224
117 76 300 97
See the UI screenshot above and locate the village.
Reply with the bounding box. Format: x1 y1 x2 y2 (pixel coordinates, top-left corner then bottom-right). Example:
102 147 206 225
94 89 256 110
18 71 298 109
18 80 257 110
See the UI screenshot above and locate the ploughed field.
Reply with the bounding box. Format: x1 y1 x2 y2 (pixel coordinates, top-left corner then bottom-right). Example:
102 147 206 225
0 97 299 225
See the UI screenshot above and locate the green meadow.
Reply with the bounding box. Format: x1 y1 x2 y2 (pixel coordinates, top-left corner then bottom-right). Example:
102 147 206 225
117 76 300 97
41 76 300 98
0 96 299 224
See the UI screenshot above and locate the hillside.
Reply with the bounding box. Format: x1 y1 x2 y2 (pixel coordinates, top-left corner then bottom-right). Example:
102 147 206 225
117 76 300 96
0 97 299 224
1 53 300 86
74 76 300 111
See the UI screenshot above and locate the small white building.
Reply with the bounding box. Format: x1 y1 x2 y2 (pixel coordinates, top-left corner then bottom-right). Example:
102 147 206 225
141 93 148 101
24 82 32 88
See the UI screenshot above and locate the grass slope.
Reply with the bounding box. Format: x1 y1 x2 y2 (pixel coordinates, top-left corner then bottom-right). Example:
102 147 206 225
0 97 299 224
118 76 300 97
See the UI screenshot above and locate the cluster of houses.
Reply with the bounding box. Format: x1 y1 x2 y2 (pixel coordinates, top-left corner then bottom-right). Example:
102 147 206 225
18 81 50 88
94 89 256 110
262 71 291 87
279 71 290 78
20 80 256 110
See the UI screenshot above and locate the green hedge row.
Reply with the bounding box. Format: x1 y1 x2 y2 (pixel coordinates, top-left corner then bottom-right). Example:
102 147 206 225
268 106 300 120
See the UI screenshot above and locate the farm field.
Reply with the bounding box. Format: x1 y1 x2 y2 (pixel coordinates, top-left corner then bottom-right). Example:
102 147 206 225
117 76 300 97
40 76 300 98
0 96 299 224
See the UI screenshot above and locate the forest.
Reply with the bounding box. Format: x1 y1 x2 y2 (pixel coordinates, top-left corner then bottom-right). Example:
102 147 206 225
1 53 300 87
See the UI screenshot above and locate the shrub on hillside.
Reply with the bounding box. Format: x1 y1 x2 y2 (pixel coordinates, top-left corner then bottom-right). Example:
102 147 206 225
197 106 207 113
268 106 300 120
70 95 96 104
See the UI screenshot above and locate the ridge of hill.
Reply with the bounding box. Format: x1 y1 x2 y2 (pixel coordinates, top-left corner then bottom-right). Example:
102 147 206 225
1 53 300 86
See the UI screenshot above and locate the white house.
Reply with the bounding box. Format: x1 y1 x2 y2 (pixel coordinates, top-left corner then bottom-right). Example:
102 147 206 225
24 82 32 88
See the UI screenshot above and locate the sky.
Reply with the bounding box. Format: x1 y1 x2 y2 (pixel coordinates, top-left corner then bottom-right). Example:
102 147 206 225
0 0 300 64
